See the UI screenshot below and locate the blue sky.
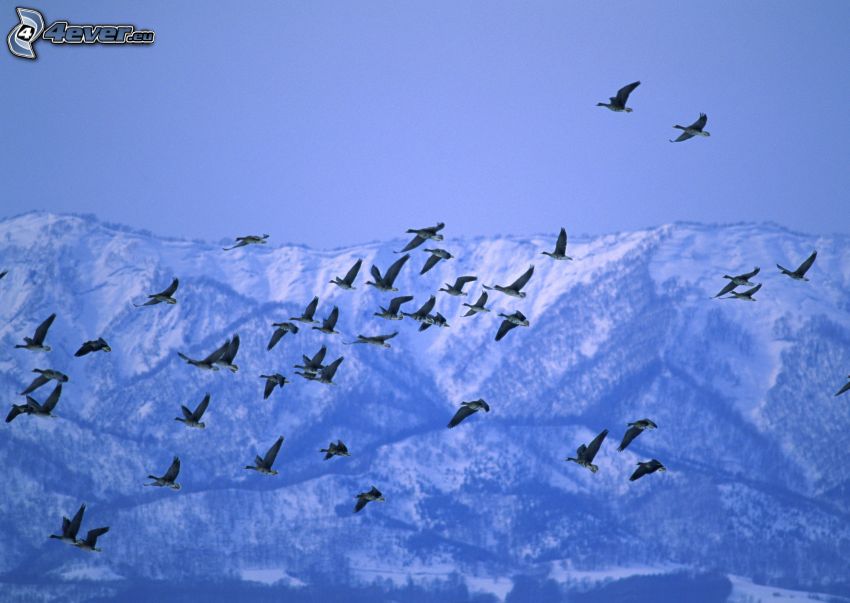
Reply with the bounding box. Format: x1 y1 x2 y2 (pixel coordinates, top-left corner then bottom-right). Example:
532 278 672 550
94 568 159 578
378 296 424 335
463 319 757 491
2 0 849 247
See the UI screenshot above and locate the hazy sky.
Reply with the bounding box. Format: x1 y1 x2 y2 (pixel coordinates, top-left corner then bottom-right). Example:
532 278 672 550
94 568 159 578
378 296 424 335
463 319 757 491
2 1 848 247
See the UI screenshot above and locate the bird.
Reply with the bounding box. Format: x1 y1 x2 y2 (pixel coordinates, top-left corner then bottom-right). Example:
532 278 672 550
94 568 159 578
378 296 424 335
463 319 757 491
617 419 657 452
312 306 340 335
134 278 179 306
629 459 667 481
566 429 608 473
145 456 182 490
74 527 110 552
297 356 344 385
723 267 760 287
74 337 111 357
290 296 320 324
345 332 398 348
267 322 299 351
175 393 210 429
49 503 86 545
447 399 490 428
483 265 534 298
330 259 363 290
177 337 234 371
835 376 850 397
260 373 290 399
374 295 414 320
419 312 449 331
20 369 68 395
724 283 762 301
713 280 740 298
542 228 572 260
212 334 240 372
597 81 640 112
402 296 436 325
396 223 445 253
462 291 490 317
14 313 56 351
7 384 62 423
245 435 284 475
420 249 453 274
366 254 410 292
354 486 385 512
439 276 477 296
223 234 269 250
777 251 817 281
294 345 327 377
320 440 350 460
670 113 710 142
495 311 529 341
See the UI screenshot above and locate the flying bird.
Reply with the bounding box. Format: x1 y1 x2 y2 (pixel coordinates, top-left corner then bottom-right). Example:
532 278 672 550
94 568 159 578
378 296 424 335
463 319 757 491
145 456 182 490
403 295 436 325
714 280 740 298
134 278 179 306
723 283 762 301
175 393 210 429
397 223 446 253
20 369 68 395
542 228 572 260
297 356 344 385
374 295 414 320
835 376 850 397
670 113 710 143
419 312 449 331
212 334 240 372
597 81 640 112
178 336 237 371
267 321 299 351
294 345 327 377
290 296 320 324
420 249 453 274
330 259 363 290
15 313 56 352
495 311 529 341
345 332 398 348
483 265 534 298
629 459 667 481
7 384 63 423
320 440 350 460
75 337 111 357
245 435 284 475
777 251 817 281
223 234 269 250
312 306 340 335
617 419 657 452
354 486 385 512
73 527 110 552
49 503 86 545
723 267 760 287
260 373 290 399
462 291 490 317
367 254 410 292
566 429 608 473
439 276 477 296
448 399 490 428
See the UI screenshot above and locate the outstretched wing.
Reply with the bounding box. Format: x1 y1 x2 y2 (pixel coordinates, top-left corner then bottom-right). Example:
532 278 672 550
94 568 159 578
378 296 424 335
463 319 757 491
474 291 488 306
834 381 850 397
417 295 436 317
68 503 86 539
201 340 229 364
342 259 363 284
737 266 760 281
453 275 477 289
398 235 426 253
387 295 414 314
84 526 110 546
33 313 56 345
303 296 319 320
629 463 651 482
312 345 328 365
370 265 383 283
267 328 285 351
495 319 517 342
617 426 642 452
448 404 476 428
5 405 27 423
384 254 410 285
379 331 399 342
584 429 609 462
325 306 340 330
20 374 49 395
322 357 344 381
42 384 62 413
555 228 567 255
615 81 640 106
223 335 240 363
714 281 738 298
263 378 276 399
507 266 534 292
741 283 762 297
74 341 93 357
420 254 442 275
163 457 181 482
194 394 210 420
687 113 707 131
670 131 694 143
354 496 369 512
263 436 284 467
794 250 817 276
159 278 179 297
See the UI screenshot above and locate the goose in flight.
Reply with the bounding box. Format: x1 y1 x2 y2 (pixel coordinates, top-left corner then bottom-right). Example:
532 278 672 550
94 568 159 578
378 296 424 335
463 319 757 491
420 249 453 275
354 486 385 512
212 335 240 372
462 291 490 317
617 419 657 452
714 280 740 298
723 267 760 287
724 283 762 301
330 259 363 290
294 345 327 377
670 113 710 143
495 311 529 341
629 459 666 481
20 369 68 395
7 384 63 423
374 295 414 320
260 373 290 399
419 312 449 331
175 393 210 429
367 254 410 292
403 295 436 324
345 332 398 348
49 503 86 545
835 376 850 397
320 440 350 460
448 399 490 428
397 223 445 253
75 337 111 357
74 527 110 552
777 251 817 281
223 234 269 251
312 306 340 335
597 81 640 112
542 228 572 260
483 265 534 298
177 336 237 371
267 321 299 351
439 276 477 296
15 313 56 352
145 456 182 490
566 429 608 473
245 435 284 475
297 356 344 385
134 278 179 306
290 296 320 324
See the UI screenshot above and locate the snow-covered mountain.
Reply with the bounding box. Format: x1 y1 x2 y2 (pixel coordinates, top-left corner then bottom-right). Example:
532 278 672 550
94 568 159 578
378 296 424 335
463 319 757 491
1 212 849 602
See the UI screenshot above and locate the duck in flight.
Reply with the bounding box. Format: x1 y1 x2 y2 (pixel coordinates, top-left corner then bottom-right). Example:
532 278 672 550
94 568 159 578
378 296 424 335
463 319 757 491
777 251 817 281
312 306 340 335
20 368 68 395
483 265 534 298
397 223 445 253
245 435 284 475
439 276 477 296
320 440 350 460
75 337 111 357
223 234 269 250
178 335 239 371
267 321 299 351
49 503 86 545
134 278 179 306
294 345 327 378
670 113 710 143
723 267 760 287
448 399 490 428
566 429 608 473
74 527 110 552
290 296 320 324
723 283 762 301
354 486 385 512
145 456 182 490
15 313 56 352
542 228 572 261
403 296 436 325
212 335 240 372
260 373 290 399
495 311 529 341
345 332 398 348
297 356 344 385
617 419 657 452
367 254 410 292
597 81 640 112
6 383 63 423
175 393 210 428
330 259 363 290
420 249 453 274
462 291 490 317
629 459 666 481
374 295 414 320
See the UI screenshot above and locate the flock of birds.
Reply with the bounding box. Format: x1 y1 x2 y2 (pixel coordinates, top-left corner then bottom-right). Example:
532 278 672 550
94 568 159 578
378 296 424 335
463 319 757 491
3 80 847 556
